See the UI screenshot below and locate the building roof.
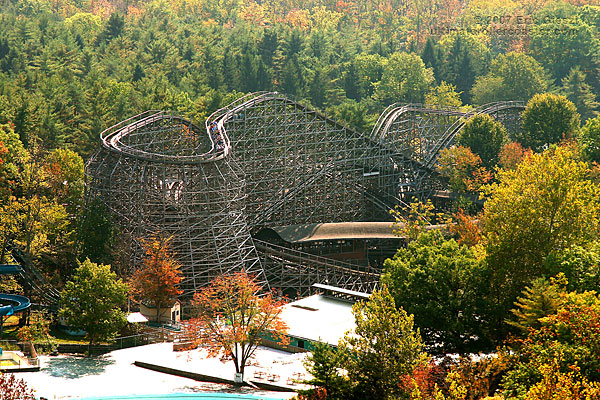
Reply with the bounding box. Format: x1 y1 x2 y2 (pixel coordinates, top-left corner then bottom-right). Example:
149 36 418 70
279 294 356 346
312 283 371 300
270 222 399 243
126 312 149 323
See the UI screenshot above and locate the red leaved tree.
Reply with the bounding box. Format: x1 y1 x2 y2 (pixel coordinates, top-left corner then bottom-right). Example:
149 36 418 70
130 234 183 322
184 272 288 382
450 208 482 247
0 373 35 400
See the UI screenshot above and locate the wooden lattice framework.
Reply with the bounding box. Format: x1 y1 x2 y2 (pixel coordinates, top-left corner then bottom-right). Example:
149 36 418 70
85 92 524 298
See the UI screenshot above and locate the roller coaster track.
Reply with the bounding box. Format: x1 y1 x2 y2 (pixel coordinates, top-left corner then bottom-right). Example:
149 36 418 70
254 239 380 296
6 243 60 304
423 101 525 170
87 92 525 298
369 101 525 197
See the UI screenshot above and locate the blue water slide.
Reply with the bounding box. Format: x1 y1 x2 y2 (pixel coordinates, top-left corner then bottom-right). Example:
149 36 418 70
0 265 31 316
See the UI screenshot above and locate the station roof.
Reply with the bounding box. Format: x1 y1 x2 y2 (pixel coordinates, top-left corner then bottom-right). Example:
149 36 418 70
312 283 371 300
279 294 356 346
269 222 399 243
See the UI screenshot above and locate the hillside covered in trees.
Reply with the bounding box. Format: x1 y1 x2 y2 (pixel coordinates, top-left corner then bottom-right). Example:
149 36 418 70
0 0 598 157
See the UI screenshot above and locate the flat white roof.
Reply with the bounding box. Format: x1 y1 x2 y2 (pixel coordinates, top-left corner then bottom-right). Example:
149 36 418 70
279 295 355 346
312 283 371 299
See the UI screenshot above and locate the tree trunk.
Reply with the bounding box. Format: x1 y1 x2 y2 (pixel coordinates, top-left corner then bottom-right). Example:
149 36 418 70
88 336 94 357
156 302 161 324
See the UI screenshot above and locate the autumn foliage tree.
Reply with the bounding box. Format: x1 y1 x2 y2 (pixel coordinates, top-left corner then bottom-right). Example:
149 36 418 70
482 144 600 336
502 290 600 398
437 146 492 193
184 272 288 381
129 234 183 322
498 142 532 171
0 373 35 400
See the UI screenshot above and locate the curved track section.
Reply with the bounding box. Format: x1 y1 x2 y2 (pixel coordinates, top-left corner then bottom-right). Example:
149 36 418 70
88 108 267 297
0 265 31 316
212 92 417 227
371 102 525 197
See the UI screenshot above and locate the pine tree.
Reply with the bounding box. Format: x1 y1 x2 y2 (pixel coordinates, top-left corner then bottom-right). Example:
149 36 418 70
507 276 565 334
343 62 361 100
99 13 124 43
259 30 278 67
309 66 327 108
456 50 475 104
562 66 599 122
132 63 145 82
421 37 441 82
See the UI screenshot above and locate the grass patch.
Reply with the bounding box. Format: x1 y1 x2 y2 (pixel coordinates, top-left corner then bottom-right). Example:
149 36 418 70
48 326 89 344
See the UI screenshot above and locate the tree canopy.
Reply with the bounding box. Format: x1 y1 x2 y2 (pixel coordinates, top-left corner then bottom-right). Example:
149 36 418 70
457 114 508 169
382 231 491 353
519 93 581 152
59 259 128 354
483 144 600 328
471 52 552 104
340 286 426 400
184 272 288 381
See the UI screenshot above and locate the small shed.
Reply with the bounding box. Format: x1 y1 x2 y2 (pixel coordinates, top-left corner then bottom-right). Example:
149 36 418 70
140 301 181 324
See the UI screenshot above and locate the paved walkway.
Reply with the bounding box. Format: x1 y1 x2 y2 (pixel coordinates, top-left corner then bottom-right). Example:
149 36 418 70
18 343 307 399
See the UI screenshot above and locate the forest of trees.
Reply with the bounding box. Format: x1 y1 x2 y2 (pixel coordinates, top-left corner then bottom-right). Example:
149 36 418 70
0 0 597 158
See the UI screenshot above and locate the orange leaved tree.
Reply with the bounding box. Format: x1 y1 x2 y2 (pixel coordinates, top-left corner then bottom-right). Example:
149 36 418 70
185 272 288 382
130 234 183 322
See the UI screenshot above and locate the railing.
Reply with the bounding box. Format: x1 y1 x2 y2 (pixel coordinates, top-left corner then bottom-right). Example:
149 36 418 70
111 331 166 349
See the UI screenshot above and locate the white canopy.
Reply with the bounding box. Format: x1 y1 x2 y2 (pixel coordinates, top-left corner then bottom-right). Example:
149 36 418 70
127 312 149 323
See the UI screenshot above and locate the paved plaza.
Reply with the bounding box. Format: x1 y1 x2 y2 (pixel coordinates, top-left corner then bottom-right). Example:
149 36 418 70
19 343 305 399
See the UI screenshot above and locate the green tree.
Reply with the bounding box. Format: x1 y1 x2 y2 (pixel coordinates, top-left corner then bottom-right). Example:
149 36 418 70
519 93 580 152
441 34 477 104
340 286 426 400
99 12 125 43
579 115 600 163
530 15 599 84
44 148 84 216
421 37 442 82
425 81 462 108
355 54 385 98
507 275 565 334
0 123 27 200
471 53 552 104
483 145 600 334
373 52 434 105
328 99 375 133
78 198 114 265
383 231 491 353
561 67 599 122
302 341 351 400
457 114 508 168
544 243 600 294
59 259 128 355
